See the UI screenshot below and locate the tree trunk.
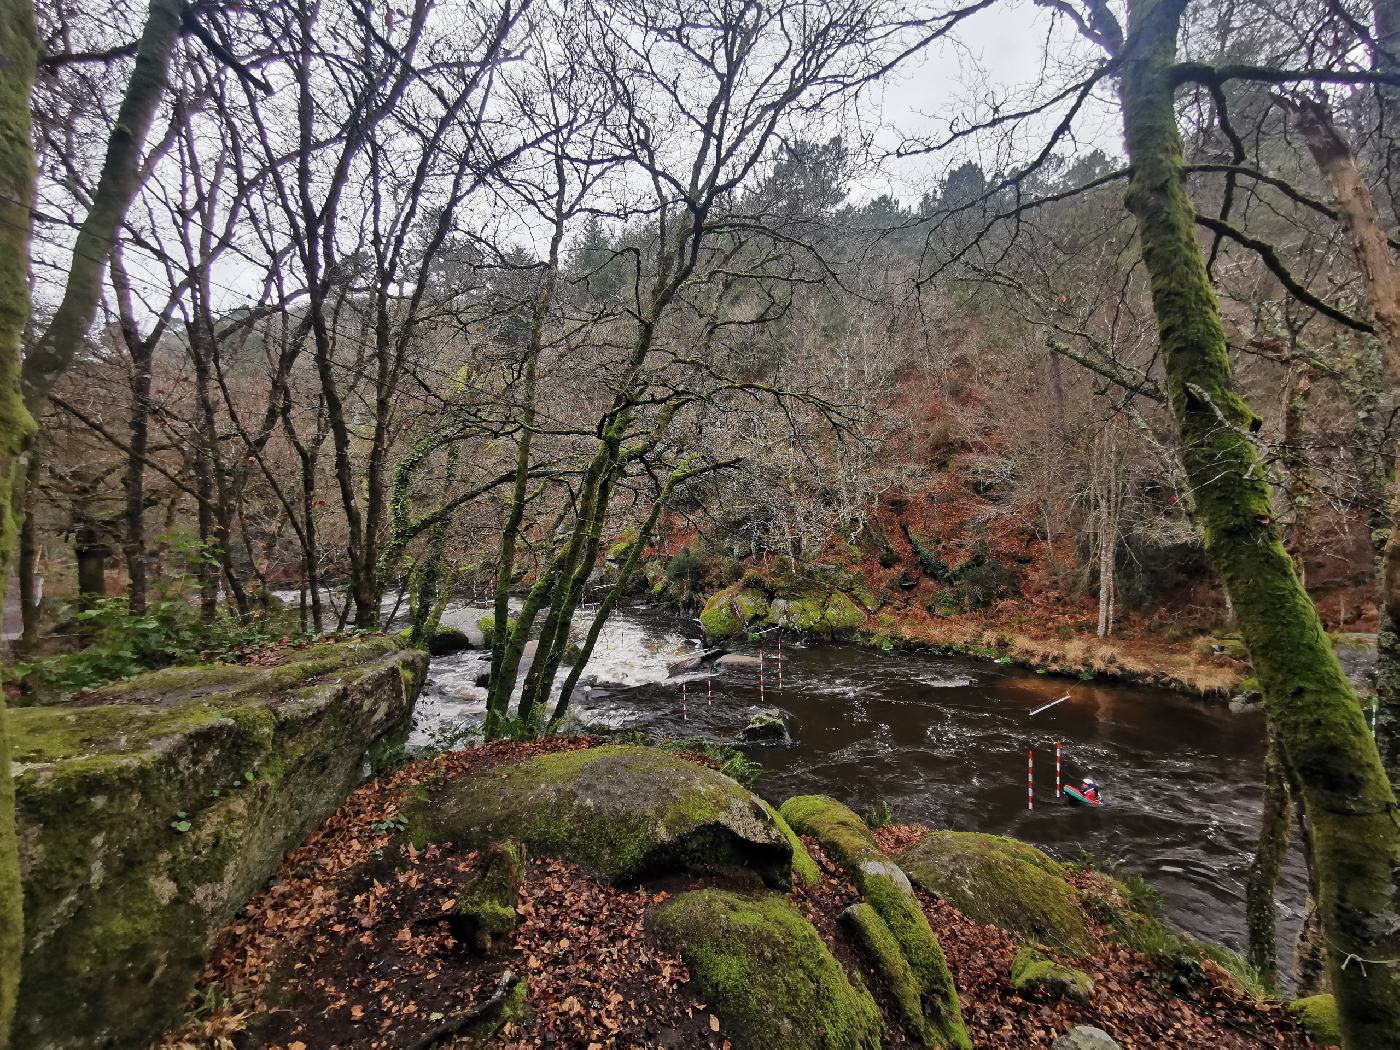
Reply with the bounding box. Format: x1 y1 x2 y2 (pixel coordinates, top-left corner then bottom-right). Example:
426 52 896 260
19 0 182 413
0 3 38 1042
120 329 153 615
1119 1 1400 1043
1288 97 1400 788
1246 727 1291 987
17 450 39 652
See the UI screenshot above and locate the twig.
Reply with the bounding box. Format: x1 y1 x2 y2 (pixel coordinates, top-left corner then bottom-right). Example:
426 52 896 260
407 968 518 1050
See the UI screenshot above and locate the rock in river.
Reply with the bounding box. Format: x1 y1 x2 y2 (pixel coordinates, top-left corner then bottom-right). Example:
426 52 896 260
741 707 792 743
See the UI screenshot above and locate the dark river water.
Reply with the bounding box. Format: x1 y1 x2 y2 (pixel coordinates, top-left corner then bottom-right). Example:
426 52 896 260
410 602 1307 959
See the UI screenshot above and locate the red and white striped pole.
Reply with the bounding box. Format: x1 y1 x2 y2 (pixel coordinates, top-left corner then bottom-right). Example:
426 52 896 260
707 674 713 705
682 681 688 721
1028 749 1034 810
1056 740 1062 798
759 651 766 704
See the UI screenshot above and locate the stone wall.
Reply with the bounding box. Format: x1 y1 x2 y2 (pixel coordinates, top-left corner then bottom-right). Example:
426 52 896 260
9 636 428 1049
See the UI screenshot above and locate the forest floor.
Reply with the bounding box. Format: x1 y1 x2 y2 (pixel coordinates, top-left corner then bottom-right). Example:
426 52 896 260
159 739 1322 1050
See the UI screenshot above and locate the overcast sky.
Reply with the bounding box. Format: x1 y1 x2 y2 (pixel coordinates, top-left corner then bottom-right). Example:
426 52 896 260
860 0 1122 202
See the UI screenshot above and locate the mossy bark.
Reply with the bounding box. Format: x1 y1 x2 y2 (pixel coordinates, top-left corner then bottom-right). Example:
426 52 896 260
20 0 182 411
1118 1 1400 1042
0 3 38 1044
1246 727 1291 987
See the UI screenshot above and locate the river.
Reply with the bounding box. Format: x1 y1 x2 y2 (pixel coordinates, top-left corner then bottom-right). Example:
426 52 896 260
407 600 1307 961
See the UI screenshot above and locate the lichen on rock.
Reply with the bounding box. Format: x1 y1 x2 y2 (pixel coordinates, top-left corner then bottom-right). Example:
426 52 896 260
406 744 792 887
653 888 884 1049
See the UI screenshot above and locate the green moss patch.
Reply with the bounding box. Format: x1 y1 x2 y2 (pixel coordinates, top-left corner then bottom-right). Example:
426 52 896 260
452 840 525 951
759 799 820 887
1010 945 1094 1002
406 745 791 886
842 902 941 1045
1288 994 1340 1044
898 831 1095 957
653 889 883 1049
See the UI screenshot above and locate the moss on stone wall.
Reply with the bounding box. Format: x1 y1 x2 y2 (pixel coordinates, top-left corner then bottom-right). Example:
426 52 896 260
11 637 427 1050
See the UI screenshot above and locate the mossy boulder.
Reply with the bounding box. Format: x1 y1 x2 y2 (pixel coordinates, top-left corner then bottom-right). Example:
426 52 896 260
770 591 865 636
897 831 1095 957
653 889 883 1049
741 707 792 743
1288 994 1341 1044
451 840 525 951
701 574 867 641
405 745 792 886
781 795 969 1049
1010 945 1094 1003
11 636 428 1050
758 799 821 887
701 585 770 639
842 902 942 1046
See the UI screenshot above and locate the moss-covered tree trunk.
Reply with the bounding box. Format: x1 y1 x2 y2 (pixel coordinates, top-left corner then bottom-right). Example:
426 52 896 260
1245 727 1291 986
0 3 38 1043
19 0 182 412
1118 0 1400 1042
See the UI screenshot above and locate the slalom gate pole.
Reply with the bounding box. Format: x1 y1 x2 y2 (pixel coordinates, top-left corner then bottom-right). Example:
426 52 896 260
682 682 688 721
759 651 766 704
1028 749 1034 810
707 674 713 705
1056 740 1062 797
778 636 784 690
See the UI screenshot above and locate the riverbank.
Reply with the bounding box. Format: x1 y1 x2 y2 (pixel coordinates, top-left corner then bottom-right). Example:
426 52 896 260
156 737 1327 1049
855 607 1250 699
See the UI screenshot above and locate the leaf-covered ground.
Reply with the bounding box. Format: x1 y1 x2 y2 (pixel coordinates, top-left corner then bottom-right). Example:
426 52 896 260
159 740 1321 1049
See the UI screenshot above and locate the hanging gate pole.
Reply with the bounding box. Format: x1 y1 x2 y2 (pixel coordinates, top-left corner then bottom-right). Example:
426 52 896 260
1028 749 1034 810
1056 739 1062 798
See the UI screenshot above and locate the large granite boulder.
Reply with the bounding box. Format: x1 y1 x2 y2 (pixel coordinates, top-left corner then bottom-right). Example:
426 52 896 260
405 744 792 886
897 831 1095 957
653 888 884 1049
11 636 427 1050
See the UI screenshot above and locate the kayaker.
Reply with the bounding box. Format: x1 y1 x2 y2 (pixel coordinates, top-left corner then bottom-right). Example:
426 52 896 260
1080 778 1100 803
